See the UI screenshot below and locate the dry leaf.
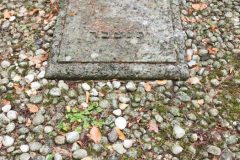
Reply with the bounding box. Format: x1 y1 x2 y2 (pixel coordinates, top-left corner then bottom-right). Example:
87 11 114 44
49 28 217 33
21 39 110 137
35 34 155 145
53 147 72 158
27 104 39 113
28 9 40 16
148 120 158 133
86 91 90 103
26 118 32 126
144 82 152 92
187 77 201 85
28 54 48 68
4 10 11 19
192 3 208 11
208 47 219 55
115 127 126 140
68 10 77 16
1 99 10 105
88 126 102 143
157 80 167 85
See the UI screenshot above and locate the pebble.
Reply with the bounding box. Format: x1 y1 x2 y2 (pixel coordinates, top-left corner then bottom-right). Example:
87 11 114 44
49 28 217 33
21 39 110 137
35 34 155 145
82 83 91 91
207 145 221 155
49 87 61 97
1 20 10 29
19 153 30 160
126 81 137 91
113 109 122 116
171 144 183 155
35 49 45 55
107 129 118 143
32 114 45 125
155 114 163 123
44 126 53 133
119 96 130 104
112 143 127 154
99 100 110 109
54 136 66 145
220 148 233 160
112 81 121 89
7 110 18 120
2 104 11 112
211 79 220 87
29 141 42 151
73 149 88 159
20 144 30 152
115 117 127 130
6 123 15 133
25 74 35 83
173 125 185 139
31 82 41 90
66 131 79 143
54 153 63 160
2 136 14 147
209 108 219 116
123 139 133 148
1 60 11 68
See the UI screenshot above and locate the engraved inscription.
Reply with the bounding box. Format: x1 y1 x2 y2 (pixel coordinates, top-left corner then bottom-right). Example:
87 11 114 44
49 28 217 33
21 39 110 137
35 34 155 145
89 31 144 39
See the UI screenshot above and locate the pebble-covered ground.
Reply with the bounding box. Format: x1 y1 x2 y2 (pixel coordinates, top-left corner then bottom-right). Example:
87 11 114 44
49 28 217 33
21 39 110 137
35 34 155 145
0 0 240 160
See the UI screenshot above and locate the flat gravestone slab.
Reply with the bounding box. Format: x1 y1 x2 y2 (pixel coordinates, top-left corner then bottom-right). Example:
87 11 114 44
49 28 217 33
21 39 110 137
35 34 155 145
46 0 189 80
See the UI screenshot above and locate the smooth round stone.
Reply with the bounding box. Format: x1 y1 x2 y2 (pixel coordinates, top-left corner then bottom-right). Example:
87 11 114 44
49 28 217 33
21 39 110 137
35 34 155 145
2 136 14 147
54 153 63 160
173 125 185 139
126 81 137 91
29 142 42 151
171 144 183 155
32 114 45 126
20 144 30 152
113 109 122 116
73 149 88 159
66 131 79 143
49 87 61 97
123 139 133 148
54 136 66 145
19 153 30 160
1 60 11 68
112 143 127 154
44 126 53 133
7 110 18 120
115 117 127 130
2 104 11 112
112 81 121 89
25 74 35 83
207 145 221 156
82 83 91 91
31 82 41 90
6 123 15 133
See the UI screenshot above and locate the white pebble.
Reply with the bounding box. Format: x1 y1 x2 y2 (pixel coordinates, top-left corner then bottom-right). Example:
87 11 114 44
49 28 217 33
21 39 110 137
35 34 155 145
25 74 35 83
31 82 41 90
113 109 122 116
172 144 183 155
123 139 133 148
7 110 18 120
2 104 11 112
1 60 10 68
81 83 91 91
115 117 127 130
20 144 29 152
9 16 16 22
2 136 14 147
173 125 185 139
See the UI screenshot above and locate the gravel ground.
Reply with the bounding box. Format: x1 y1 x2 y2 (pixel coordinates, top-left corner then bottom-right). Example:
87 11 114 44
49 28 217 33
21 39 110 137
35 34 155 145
0 0 240 160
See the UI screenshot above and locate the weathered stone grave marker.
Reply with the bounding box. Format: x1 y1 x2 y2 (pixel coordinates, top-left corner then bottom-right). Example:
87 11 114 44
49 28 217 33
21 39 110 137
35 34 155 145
46 0 189 79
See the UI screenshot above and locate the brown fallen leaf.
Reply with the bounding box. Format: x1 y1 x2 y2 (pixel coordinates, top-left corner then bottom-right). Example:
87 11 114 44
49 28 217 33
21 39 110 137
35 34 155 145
86 91 90 103
148 120 158 133
27 104 39 113
157 80 167 85
53 147 72 158
192 3 208 11
144 82 152 92
4 10 11 19
28 9 40 16
187 77 201 85
208 47 219 55
115 127 126 140
28 54 48 68
26 118 32 126
88 126 102 143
